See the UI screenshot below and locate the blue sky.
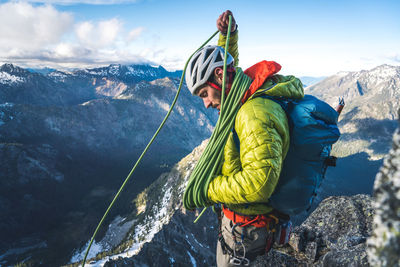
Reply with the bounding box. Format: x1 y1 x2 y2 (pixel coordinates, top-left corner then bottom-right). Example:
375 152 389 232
0 0 399 76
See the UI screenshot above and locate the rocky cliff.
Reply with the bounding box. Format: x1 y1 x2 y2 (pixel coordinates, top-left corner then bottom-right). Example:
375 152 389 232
253 194 373 267
367 109 400 266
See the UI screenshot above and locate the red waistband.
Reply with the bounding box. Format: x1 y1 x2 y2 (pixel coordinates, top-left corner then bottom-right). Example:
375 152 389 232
222 205 279 229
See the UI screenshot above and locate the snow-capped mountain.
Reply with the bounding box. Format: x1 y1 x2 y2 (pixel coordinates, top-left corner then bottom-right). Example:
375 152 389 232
0 63 182 106
0 63 215 266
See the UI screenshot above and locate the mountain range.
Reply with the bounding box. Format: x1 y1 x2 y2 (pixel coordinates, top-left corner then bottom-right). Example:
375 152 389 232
1 63 399 266
0 63 215 266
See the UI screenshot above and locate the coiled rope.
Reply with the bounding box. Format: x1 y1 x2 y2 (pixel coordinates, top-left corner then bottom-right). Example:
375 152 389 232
81 29 221 267
183 17 252 218
82 15 248 266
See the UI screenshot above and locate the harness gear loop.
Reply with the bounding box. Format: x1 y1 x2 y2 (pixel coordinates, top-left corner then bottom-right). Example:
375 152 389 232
218 205 292 259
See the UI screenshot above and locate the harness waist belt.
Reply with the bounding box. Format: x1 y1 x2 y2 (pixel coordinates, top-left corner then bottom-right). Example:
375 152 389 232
222 205 280 229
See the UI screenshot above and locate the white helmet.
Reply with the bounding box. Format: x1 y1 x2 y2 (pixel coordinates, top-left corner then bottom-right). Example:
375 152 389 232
185 45 234 95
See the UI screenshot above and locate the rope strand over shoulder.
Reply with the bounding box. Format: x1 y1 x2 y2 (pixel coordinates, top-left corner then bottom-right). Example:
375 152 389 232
183 68 251 210
183 15 252 214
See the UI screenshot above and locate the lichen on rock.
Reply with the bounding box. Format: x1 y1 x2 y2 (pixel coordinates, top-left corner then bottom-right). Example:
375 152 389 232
367 109 400 267
253 194 374 266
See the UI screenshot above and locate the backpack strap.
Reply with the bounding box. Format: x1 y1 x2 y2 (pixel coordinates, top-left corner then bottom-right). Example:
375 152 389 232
231 95 291 153
232 127 240 153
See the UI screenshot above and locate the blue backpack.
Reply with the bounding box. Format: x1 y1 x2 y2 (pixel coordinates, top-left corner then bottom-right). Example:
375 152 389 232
233 94 340 216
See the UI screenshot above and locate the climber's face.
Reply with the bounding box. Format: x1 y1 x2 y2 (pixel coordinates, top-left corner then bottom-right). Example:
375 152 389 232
196 85 222 110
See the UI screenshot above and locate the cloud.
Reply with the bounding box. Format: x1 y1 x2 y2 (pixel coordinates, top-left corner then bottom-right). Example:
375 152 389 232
75 18 122 48
127 27 145 42
0 2 158 70
387 54 400 63
0 2 73 50
15 0 138 5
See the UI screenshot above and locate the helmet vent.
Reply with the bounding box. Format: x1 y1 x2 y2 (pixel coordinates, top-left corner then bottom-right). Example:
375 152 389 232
192 73 197 87
201 61 211 80
204 48 213 60
216 52 223 62
191 54 200 72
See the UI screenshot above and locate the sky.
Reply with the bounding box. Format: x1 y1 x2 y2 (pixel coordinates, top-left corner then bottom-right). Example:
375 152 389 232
0 0 399 76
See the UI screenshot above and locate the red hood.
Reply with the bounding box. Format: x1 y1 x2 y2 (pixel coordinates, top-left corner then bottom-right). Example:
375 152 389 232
242 61 281 103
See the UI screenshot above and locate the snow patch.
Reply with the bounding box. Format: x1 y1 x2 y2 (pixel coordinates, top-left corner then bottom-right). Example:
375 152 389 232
0 103 15 127
0 72 24 85
370 65 398 79
70 240 105 263
73 185 174 266
0 102 14 108
0 242 47 262
187 251 197 267
109 65 121 76
70 216 136 264
45 118 61 133
153 97 170 112
48 71 69 82
176 105 185 116
87 70 107 76
191 233 204 248
126 66 152 76
336 71 351 77
0 112 4 127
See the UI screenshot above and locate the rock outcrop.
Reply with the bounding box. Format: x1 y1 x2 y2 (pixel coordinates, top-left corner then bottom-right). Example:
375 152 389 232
367 109 400 267
252 194 374 266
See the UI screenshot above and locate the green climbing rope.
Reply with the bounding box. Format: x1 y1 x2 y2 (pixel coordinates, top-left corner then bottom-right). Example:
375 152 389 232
81 31 220 267
183 16 252 215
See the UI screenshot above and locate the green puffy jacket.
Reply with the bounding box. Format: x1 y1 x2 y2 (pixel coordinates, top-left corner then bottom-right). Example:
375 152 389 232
207 31 304 215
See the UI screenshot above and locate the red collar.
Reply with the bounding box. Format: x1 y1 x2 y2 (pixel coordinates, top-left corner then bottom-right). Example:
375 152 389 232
241 61 281 103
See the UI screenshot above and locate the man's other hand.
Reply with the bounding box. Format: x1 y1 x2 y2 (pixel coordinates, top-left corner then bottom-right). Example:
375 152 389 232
217 10 237 34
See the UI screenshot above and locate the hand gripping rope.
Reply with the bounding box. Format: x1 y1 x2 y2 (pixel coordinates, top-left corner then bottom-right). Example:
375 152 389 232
81 16 240 267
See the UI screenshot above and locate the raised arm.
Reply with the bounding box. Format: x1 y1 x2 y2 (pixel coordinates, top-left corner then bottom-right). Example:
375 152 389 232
216 10 239 67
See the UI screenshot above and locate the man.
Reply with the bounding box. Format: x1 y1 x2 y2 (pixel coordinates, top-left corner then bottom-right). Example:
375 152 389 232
185 10 304 267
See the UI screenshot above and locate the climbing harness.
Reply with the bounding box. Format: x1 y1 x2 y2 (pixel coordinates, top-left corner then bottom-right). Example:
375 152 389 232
80 27 223 267
216 205 292 265
222 205 280 230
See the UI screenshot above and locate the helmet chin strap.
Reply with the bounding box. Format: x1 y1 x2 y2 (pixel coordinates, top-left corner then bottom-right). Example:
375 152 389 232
206 67 236 95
